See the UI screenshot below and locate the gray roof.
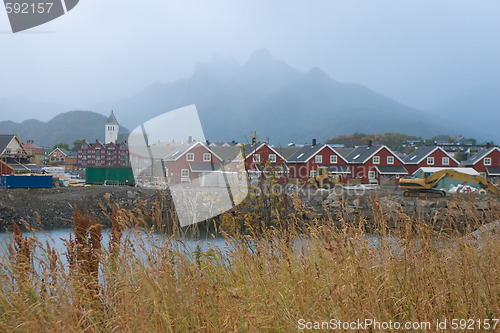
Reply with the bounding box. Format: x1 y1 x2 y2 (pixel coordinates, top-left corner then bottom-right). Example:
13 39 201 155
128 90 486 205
0 134 15 154
162 143 195 161
375 165 408 175
403 146 440 164
274 146 302 159
334 147 356 159
209 146 241 162
463 147 498 166
344 145 385 164
487 167 500 176
106 111 119 125
287 144 326 163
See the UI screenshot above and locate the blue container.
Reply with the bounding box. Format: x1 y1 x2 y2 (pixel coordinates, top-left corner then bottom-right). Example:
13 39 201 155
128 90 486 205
1 175 53 189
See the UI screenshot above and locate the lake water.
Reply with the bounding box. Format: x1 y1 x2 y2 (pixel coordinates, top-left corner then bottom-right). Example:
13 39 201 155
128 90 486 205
0 227 231 264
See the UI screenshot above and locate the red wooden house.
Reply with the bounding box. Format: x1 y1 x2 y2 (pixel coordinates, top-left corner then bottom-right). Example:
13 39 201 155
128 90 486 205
341 145 407 185
403 146 459 175
287 143 350 181
162 141 224 184
242 142 287 174
462 147 500 181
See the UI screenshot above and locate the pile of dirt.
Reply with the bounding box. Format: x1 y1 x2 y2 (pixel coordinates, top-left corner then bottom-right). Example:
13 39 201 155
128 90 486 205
0 186 167 231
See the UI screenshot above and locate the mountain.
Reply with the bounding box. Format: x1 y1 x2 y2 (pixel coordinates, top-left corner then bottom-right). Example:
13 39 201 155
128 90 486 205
0 111 121 147
432 82 500 143
91 49 452 144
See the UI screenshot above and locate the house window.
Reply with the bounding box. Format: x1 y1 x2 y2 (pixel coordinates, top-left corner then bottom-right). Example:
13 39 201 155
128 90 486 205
330 155 337 164
203 153 211 162
373 156 380 164
442 157 449 165
315 155 322 164
253 154 260 163
387 156 394 164
480 172 487 178
310 170 317 177
484 158 491 166
427 157 434 165
268 154 276 163
368 171 376 179
186 153 194 161
181 169 189 178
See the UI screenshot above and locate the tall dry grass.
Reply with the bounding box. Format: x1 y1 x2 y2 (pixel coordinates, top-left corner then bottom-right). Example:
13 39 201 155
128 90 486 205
0 192 499 332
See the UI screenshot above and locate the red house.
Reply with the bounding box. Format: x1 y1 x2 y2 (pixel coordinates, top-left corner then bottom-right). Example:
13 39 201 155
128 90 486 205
163 141 223 184
242 142 287 174
403 146 459 175
287 143 350 181
462 147 500 180
341 145 407 185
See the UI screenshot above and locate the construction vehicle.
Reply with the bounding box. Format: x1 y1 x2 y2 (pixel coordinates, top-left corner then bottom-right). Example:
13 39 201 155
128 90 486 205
400 169 500 198
304 166 343 190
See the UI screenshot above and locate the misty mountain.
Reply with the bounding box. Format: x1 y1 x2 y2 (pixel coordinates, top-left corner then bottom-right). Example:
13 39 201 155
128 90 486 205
91 49 453 144
432 82 500 143
0 111 121 147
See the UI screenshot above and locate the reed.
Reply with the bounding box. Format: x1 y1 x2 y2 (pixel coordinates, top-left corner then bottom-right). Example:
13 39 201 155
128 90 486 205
0 193 498 332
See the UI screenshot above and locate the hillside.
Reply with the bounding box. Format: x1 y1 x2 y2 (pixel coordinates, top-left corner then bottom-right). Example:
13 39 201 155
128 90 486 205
91 49 453 144
0 111 120 147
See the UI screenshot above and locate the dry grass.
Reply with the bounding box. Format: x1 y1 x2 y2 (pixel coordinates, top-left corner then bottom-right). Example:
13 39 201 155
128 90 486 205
0 193 499 332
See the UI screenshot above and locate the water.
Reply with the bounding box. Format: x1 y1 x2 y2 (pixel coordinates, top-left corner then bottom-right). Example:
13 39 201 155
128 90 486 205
0 227 230 265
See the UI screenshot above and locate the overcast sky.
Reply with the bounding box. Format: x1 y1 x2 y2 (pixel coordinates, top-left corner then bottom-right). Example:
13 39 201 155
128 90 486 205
1 0 499 121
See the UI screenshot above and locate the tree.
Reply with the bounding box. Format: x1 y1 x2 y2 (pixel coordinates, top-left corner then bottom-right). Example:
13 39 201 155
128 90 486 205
52 143 70 151
72 139 84 152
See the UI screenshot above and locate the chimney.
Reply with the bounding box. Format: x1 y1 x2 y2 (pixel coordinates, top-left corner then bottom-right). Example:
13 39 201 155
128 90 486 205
312 139 317 146
188 136 193 144
486 142 491 149
368 140 372 147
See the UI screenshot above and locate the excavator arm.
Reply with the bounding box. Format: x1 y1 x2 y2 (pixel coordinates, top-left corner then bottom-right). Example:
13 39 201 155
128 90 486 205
400 169 500 198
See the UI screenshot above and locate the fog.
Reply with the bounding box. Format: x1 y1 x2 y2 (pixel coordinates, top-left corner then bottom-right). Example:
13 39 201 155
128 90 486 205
1 0 499 121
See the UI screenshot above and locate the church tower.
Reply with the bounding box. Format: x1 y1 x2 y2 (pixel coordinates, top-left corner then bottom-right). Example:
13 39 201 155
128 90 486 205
105 111 119 144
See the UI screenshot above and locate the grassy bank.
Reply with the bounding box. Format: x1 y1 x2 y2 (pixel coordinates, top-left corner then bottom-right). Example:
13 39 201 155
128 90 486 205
0 194 499 332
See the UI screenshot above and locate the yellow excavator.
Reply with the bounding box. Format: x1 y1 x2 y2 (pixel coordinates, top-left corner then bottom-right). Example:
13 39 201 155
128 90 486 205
305 166 343 190
400 169 500 198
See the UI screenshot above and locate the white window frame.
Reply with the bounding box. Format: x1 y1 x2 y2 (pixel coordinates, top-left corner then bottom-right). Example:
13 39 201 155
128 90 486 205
480 172 487 178
427 157 434 165
373 156 380 164
330 155 337 164
442 157 449 165
310 170 317 177
253 154 260 163
181 169 189 178
315 155 322 164
387 156 394 165
268 154 276 163
368 171 376 179
203 153 211 162
484 157 491 166
186 153 194 161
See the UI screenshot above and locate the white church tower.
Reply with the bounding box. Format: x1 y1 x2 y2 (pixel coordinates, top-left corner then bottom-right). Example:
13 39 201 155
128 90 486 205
105 111 119 144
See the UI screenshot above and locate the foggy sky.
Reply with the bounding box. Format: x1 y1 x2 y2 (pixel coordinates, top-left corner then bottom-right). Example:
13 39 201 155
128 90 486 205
1 0 499 122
